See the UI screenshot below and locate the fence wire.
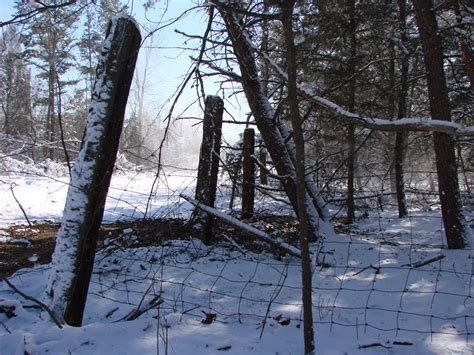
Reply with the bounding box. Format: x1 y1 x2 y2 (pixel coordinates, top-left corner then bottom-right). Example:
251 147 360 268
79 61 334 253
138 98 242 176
80 228 473 343
1 164 472 350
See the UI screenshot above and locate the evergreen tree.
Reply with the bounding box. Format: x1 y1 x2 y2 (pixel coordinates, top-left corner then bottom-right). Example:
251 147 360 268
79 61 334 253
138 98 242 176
0 25 32 139
18 0 78 161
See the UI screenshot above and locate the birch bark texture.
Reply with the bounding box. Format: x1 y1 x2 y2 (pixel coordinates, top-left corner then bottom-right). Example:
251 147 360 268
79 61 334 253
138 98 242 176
43 15 141 326
192 95 224 245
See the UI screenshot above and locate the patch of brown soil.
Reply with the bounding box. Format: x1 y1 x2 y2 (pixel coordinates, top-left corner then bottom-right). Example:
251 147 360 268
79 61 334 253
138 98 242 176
0 223 59 278
0 215 301 278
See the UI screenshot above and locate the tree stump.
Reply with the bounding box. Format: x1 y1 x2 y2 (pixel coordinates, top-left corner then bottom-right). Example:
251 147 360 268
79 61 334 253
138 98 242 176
259 147 268 185
242 128 255 219
192 95 224 244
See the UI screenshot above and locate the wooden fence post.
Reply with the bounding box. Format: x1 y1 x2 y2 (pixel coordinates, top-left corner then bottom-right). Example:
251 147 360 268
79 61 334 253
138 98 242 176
192 95 224 244
259 146 268 185
43 15 141 326
242 128 255 219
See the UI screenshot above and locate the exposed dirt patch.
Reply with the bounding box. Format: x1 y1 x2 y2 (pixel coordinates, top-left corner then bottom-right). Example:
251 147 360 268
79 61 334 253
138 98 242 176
0 223 59 278
0 219 193 278
0 215 301 278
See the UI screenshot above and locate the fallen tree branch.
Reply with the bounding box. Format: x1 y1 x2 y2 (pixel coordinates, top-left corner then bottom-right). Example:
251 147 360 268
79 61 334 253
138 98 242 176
117 282 163 322
1 277 63 328
180 194 302 257
0 319 11 334
403 254 445 268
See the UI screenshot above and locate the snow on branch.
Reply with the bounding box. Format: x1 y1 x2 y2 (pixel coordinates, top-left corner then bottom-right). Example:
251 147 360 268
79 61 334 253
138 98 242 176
180 194 302 257
242 24 474 136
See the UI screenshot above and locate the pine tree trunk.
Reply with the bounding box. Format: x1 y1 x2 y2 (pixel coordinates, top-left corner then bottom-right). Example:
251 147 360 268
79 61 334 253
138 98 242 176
394 0 409 218
281 2 315 353
44 16 141 326
453 1 474 92
346 0 357 224
413 0 468 249
259 148 268 185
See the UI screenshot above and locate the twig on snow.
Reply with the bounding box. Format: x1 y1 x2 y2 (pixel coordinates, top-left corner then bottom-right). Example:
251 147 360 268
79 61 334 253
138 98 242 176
1 277 63 328
402 254 445 268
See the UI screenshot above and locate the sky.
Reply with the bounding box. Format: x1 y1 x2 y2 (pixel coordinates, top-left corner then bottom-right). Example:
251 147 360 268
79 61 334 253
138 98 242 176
0 0 247 144
0 1 14 20
134 1 248 144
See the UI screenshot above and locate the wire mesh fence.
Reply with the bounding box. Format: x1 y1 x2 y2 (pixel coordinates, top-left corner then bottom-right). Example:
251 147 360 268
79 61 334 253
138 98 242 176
76 217 473 346
1 162 473 352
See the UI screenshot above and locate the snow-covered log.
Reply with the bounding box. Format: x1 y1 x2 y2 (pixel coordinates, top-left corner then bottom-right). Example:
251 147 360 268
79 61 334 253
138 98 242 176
181 194 302 257
43 15 141 326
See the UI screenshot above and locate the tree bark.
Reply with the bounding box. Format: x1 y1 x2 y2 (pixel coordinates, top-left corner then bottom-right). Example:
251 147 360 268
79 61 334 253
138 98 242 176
453 1 474 92
413 0 469 248
281 2 315 353
44 15 141 326
192 95 224 244
346 0 357 224
241 128 255 219
394 0 409 218
259 147 268 185
214 2 334 241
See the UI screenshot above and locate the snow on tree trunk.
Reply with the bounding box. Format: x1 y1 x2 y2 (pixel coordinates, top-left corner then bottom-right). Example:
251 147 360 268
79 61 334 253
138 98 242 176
192 95 224 245
43 15 141 326
214 3 335 241
242 128 255 219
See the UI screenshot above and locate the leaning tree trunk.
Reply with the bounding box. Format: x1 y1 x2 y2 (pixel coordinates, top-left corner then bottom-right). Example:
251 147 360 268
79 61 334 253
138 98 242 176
413 0 470 249
43 15 141 326
214 2 334 240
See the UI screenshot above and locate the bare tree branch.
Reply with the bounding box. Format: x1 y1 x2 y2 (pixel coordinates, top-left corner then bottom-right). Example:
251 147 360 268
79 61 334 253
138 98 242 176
2 277 63 328
0 1 77 28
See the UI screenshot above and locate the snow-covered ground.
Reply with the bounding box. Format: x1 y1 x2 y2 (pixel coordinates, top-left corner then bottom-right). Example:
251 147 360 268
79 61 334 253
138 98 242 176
0 162 473 354
0 161 197 226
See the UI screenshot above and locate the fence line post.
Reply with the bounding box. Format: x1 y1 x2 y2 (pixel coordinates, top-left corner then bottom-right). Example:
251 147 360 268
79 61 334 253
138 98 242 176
192 95 224 244
259 146 268 185
43 15 141 327
242 128 255 219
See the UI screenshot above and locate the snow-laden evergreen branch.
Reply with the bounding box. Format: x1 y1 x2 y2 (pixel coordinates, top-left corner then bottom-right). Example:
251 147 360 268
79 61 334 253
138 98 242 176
260 48 474 136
